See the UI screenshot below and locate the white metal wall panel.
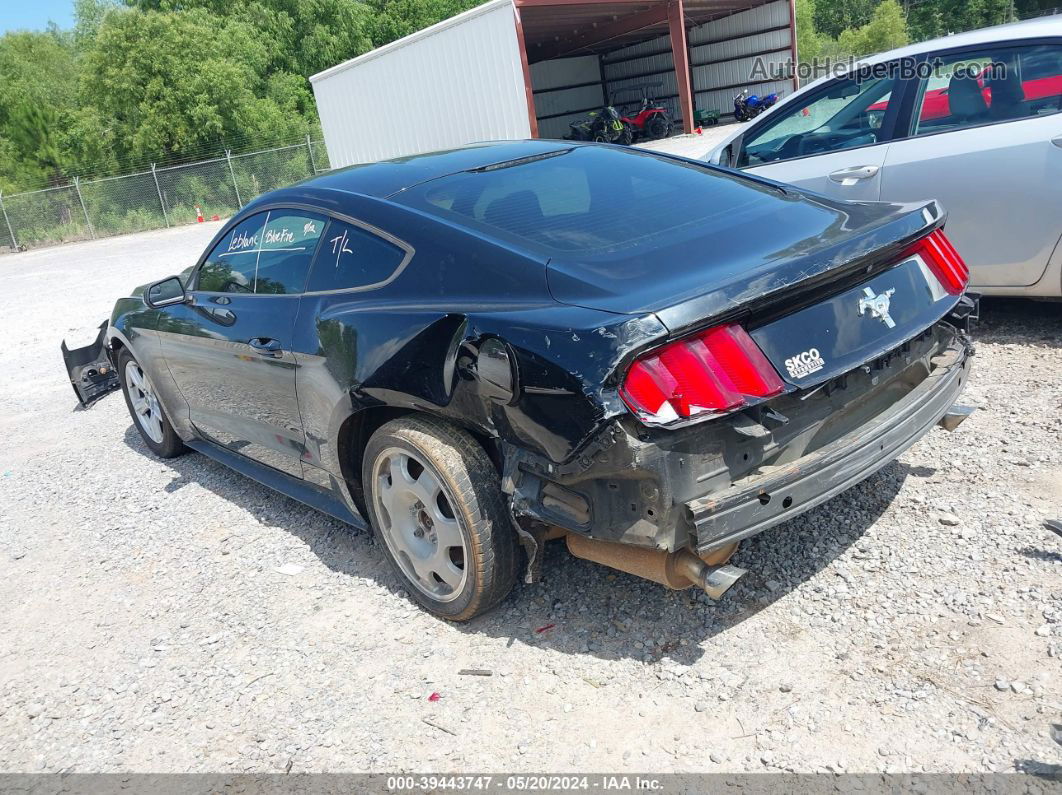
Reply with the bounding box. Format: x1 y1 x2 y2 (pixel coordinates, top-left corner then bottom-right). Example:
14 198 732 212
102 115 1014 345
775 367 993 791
602 38 680 121
311 0 529 167
689 0 792 116
688 0 789 45
531 54 599 90
531 55 603 140
689 27 789 66
533 84 602 118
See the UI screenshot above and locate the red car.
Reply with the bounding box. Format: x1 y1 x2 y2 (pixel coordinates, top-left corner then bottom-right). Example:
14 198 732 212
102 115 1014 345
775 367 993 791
869 67 1062 122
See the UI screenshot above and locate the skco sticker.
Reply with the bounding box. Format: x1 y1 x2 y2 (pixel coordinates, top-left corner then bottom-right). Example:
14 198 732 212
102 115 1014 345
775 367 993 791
784 347 825 379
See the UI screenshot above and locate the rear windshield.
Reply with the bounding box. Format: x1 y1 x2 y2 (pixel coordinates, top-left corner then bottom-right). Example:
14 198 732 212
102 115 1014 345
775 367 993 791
392 146 782 255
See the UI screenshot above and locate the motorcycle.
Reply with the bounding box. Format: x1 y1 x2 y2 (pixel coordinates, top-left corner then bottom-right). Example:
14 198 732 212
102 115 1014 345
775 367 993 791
567 105 632 145
733 89 780 122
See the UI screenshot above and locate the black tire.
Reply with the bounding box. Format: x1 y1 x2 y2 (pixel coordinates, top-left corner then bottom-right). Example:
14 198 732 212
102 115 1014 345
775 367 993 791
362 416 518 621
118 348 187 459
646 115 671 140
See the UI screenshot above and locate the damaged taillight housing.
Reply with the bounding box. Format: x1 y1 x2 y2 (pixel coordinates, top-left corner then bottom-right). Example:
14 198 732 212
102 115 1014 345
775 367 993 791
908 228 969 295
621 323 785 427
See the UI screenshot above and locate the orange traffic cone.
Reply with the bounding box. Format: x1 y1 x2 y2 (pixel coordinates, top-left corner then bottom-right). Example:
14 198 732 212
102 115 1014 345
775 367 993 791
195 205 204 223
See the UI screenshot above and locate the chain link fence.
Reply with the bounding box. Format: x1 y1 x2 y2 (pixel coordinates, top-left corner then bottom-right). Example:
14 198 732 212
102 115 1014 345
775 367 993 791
0 137 332 254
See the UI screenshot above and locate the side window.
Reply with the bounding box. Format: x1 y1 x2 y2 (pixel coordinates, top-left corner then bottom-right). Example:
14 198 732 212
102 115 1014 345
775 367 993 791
911 43 1062 136
253 211 326 294
738 76 896 167
305 219 407 292
196 214 266 293
196 210 325 295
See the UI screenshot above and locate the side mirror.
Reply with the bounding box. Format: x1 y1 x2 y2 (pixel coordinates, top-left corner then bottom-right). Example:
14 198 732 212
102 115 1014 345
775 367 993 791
145 276 188 308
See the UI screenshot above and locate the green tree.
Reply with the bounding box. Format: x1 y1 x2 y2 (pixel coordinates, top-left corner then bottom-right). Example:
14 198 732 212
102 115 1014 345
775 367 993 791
906 0 1013 41
124 0 375 77
80 7 311 165
0 30 79 189
814 0 877 39
837 0 909 57
368 0 481 46
795 0 824 62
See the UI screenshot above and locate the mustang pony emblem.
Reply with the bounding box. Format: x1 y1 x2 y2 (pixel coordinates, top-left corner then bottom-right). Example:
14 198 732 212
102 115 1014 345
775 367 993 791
859 286 896 328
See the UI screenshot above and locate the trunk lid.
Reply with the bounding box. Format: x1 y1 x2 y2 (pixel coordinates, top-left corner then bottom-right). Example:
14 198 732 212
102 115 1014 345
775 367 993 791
545 192 944 330
546 191 954 388
747 253 956 388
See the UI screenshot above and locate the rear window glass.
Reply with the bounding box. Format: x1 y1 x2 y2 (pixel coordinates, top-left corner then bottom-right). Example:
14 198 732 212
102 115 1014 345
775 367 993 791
394 146 780 255
305 219 407 292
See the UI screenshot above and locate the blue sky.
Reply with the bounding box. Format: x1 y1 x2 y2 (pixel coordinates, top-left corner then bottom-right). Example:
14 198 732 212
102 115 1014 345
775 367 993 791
2 0 75 33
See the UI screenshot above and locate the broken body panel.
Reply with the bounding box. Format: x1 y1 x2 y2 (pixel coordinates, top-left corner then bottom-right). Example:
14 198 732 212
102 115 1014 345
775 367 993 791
62 141 974 594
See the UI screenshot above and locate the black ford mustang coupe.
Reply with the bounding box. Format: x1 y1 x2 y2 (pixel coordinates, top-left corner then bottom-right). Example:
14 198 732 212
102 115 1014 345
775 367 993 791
64 141 976 620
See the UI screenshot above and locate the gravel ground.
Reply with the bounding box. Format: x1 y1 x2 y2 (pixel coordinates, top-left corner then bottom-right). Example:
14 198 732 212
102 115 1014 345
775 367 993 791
0 225 1059 774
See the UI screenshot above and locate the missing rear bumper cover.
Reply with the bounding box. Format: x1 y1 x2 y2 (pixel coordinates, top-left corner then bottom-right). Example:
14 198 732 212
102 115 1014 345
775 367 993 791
508 323 970 576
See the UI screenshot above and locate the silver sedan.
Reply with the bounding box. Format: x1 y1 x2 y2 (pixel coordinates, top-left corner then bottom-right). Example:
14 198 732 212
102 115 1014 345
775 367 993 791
707 16 1062 298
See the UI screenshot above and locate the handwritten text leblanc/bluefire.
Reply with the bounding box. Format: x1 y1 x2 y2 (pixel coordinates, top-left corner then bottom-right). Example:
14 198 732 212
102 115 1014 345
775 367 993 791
227 226 296 252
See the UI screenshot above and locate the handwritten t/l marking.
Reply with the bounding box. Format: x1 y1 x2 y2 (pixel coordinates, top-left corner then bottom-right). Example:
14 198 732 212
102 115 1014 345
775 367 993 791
329 231 353 267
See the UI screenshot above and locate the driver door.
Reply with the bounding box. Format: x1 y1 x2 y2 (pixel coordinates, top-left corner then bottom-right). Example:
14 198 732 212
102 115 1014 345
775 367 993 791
735 72 903 201
159 209 327 477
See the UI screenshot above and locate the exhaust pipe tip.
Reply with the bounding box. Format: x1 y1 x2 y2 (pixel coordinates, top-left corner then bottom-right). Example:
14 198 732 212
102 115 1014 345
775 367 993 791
672 550 747 599
698 564 747 600
938 403 975 432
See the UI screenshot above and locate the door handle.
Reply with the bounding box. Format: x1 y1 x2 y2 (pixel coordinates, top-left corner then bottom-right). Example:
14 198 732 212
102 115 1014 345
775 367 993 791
1052 135 1062 148
248 337 283 357
828 165 880 185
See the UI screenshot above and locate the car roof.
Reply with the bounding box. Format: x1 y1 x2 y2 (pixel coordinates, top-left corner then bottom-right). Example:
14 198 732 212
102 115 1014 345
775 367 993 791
287 140 577 199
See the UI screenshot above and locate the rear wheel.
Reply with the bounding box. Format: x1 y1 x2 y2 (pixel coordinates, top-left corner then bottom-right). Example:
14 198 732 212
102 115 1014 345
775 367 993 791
363 416 518 621
118 349 186 459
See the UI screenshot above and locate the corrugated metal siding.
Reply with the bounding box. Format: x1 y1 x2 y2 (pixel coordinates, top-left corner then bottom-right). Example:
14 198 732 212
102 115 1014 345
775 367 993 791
602 39 680 123
531 55 603 139
599 0 792 123
311 0 529 167
690 0 792 116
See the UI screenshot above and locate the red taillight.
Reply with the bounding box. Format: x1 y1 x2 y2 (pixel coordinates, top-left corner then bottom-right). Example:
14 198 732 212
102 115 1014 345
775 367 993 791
908 229 969 295
621 323 784 426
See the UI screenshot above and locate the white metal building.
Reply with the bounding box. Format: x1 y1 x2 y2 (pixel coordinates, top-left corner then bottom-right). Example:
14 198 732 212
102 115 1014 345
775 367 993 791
311 0 796 168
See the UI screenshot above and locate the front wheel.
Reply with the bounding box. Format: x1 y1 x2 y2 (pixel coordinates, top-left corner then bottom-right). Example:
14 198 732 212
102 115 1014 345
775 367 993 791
646 115 671 139
118 349 186 458
363 416 518 621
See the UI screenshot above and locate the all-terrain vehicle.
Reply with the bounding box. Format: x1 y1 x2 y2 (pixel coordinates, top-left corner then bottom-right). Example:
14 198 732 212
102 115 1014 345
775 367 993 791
567 105 632 144
612 84 674 141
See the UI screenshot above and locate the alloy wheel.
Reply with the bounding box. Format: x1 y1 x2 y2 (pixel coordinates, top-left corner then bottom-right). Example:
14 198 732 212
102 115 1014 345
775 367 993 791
125 362 165 444
372 447 469 602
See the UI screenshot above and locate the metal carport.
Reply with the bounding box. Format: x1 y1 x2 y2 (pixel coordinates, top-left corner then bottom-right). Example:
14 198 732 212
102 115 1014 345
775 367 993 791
312 0 796 167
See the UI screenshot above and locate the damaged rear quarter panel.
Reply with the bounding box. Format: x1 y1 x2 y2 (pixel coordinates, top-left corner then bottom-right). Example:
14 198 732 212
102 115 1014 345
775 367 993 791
288 195 669 489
